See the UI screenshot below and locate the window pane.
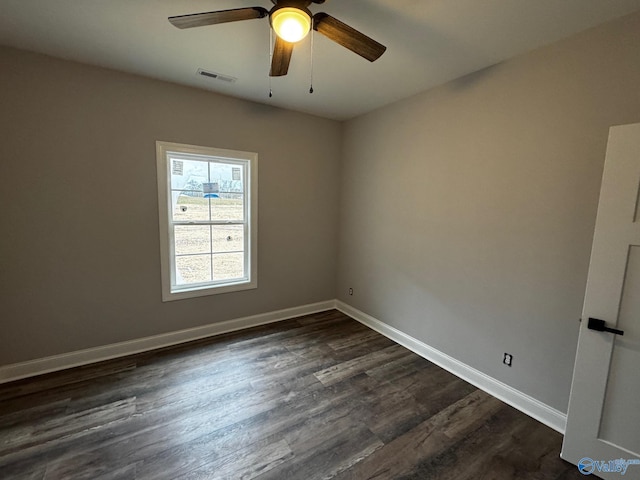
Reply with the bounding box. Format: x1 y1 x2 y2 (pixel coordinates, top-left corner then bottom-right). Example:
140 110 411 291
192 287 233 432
172 192 209 222
175 255 211 285
213 253 244 281
212 225 244 253
209 162 244 193
170 158 208 191
210 193 244 221
175 226 211 255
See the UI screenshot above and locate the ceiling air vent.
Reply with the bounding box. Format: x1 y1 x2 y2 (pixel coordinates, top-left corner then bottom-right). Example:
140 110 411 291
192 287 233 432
196 68 237 84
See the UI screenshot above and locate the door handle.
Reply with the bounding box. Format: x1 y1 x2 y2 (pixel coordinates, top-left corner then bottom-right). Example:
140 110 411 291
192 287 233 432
588 318 624 336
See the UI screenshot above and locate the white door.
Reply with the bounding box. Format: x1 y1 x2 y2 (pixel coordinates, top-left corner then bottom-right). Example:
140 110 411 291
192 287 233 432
562 122 640 479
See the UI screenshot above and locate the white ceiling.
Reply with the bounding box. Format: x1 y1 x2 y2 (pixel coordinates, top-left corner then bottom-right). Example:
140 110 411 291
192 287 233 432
2 0 640 120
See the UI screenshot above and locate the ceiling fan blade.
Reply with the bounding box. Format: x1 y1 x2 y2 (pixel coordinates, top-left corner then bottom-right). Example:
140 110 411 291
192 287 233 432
270 36 294 77
313 13 386 62
169 7 268 29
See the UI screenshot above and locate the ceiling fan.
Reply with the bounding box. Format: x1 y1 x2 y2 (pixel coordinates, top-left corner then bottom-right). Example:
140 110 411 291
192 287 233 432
168 0 387 77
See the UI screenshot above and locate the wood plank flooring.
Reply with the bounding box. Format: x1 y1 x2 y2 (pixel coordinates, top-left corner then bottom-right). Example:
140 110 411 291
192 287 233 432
0 310 583 479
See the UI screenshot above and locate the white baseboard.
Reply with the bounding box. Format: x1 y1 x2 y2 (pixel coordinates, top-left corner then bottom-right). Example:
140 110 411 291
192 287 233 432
335 300 567 434
0 300 335 384
0 298 568 435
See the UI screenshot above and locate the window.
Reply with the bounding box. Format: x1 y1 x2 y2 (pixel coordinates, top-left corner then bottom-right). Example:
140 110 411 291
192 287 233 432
156 141 257 301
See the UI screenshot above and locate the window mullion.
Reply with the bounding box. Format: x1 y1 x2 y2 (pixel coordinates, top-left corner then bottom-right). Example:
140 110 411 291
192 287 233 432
209 224 214 282
171 221 245 226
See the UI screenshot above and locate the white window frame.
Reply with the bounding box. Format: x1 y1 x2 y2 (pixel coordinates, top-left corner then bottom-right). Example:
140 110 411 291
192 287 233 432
156 141 258 301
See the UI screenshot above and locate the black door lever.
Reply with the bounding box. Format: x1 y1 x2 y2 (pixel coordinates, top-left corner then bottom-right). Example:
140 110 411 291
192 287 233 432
588 318 624 336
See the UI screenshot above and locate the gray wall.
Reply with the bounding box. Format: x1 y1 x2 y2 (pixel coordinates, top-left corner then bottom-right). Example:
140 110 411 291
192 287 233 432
337 12 640 412
2 11 640 413
0 47 341 365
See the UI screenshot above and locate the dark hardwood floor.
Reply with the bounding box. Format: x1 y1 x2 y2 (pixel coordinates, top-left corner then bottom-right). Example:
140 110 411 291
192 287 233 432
0 310 582 479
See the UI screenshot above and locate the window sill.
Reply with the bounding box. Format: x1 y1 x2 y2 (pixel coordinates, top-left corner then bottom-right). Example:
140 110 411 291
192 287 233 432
162 279 258 302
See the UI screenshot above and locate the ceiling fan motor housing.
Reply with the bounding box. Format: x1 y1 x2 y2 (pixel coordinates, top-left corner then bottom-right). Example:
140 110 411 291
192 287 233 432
270 0 320 6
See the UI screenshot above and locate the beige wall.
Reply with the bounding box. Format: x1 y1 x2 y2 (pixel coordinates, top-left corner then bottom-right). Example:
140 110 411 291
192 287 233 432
337 12 640 412
0 47 341 365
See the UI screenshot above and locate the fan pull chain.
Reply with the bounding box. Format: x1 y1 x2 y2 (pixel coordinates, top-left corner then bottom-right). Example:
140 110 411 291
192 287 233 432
309 20 314 94
269 27 273 98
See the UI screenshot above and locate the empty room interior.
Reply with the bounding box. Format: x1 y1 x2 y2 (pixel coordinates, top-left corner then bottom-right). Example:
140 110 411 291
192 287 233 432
1 1 640 479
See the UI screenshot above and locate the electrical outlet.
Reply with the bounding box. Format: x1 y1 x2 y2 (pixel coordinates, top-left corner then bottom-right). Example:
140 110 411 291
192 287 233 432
348 288 353 296
503 353 513 367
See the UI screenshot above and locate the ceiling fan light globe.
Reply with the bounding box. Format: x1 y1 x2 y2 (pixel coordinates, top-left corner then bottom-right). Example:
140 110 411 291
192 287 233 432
271 7 311 43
